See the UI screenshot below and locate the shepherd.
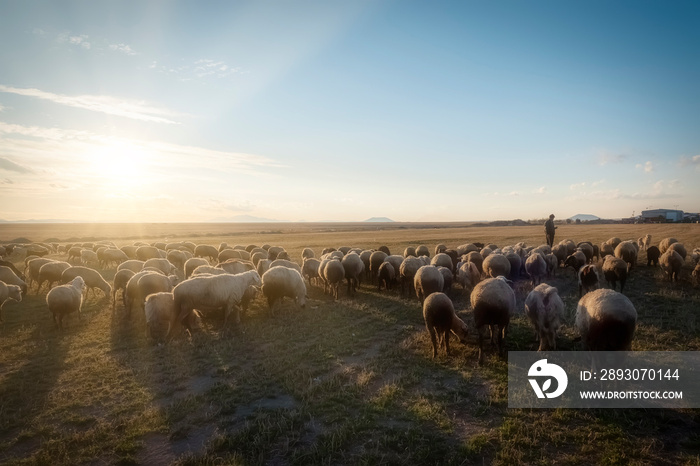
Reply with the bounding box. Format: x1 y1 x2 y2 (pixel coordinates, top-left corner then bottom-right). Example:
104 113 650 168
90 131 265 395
545 214 557 247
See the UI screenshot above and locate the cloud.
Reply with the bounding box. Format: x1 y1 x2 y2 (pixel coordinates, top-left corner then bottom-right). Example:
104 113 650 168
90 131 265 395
636 161 654 173
150 58 243 81
533 186 547 194
680 154 700 170
0 84 182 124
598 151 628 166
58 32 91 49
570 182 586 191
109 43 137 55
0 157 33 174
508 191 520 197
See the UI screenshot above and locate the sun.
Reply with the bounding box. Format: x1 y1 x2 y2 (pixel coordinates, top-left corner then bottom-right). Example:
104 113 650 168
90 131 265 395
86 142 151 190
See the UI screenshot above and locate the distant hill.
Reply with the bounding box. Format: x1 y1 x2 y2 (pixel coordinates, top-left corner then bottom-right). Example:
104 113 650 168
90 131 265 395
364 217 395 223
568 214 600 222
210 215 281 223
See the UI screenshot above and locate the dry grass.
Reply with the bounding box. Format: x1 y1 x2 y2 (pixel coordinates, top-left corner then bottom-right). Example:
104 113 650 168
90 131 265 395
0 222 699 465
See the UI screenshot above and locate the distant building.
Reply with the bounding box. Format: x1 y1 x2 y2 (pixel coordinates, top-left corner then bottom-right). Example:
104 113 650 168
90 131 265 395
641 209 684 223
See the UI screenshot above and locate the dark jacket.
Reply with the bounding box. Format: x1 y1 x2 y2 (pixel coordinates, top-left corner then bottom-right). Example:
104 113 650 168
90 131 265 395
544 219 556 235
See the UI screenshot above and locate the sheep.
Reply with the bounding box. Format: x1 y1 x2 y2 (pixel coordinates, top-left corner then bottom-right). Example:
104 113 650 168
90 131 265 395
125 271 177 316
602 256 628 293
403 246 417 258
166 249 190 272
257 259 272 277
302 258 322 286
470 277 515 365
302 248 315 260
659 250 683 282
564 251 587 277
415 245 430 257
112 269 136 309
194 244 219 261
524 283 564 351
0 280 23 322
144 292 179 342
599 242 614 261
80 249 99 266
360 250 373 280
37 261 71 292
659 237 678 255
483 253 511 279
480 247 493 259
559 239 576 256
378 245 391 256
641 234 652 251
170 270 262 335
120 245 139 259
383 255 404 277
267 246 287 261
61 266 112 300
0 260 24 281
137 246 164 261
269 259 302 274
576 242 594 263
218 249 249 263
25 257 55 292
431 253 453 272
543 253 558 278
456 243 479 255
0 266 28 295
341 252 364 295
191 265 227 276
251 251 269 267
646 246 661 267
399 256 424 297
614 241 638 270
321 259 345 300
184 257 209 279
423 292 468 358
369 251 388 283
575 288 637 353
437 266 453 292
414 266 444 304
525 253 547 287
117 260 145 273
464 251 484 274
668 242 687 261
456 261 480 295
46 276 85 330
434 244 448 255
25 244 50 257
219 259 256 275
98 248 129 268
143 258 177 276
692 248 700 266
604 237 622 250
377 262 396 291
261 266 307 310
578 264 599 297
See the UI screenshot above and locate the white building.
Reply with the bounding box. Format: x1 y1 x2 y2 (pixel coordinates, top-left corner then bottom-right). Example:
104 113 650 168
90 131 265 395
641 209 684 222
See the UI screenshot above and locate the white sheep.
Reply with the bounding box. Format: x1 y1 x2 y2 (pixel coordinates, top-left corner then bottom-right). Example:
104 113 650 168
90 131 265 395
117 260 146 273
144 292 178 342
136 245 163 261
414 265 444 304
302 258 321 286
143 258 178 276
667 242 687 261
261 266 307 310
321 258 345 300
524 283 564 351
25 257 55 292
37 261 72 292
0 266 28 295
61 266 112 300
575 288 637 353
399 256 424 298
112 268 136 309
659 250 683 282
658 237 678 255
125 271 177 316
47 276 85 330
98 248 129 268
423 292 468 358
269 259 302 274
0 280 23 322
218 259 256 275
431 253 454 271
377 262 396 291
470 276 515 364
482 253 511 279
171 269 262 335
525 253 547 286
456 261 480 295
80 249 99 267
184 257 210 278
341 252 364 295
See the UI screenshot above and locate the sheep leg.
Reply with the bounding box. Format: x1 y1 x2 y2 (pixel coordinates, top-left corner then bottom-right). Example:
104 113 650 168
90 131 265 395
477 326 485 365
427 325 439 358
443 330 451 356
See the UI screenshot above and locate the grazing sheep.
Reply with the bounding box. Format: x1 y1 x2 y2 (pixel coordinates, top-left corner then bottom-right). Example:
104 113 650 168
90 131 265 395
0 266 28 295
0 260 24 281
559 239 576 256
341 253 364 295
25 258 55 292
219 259 256 275
599 242 614 261
470 277 515 365
98 248 129 268
144 292 179 342
302 258 322 286
61 266 112 300
575 288 637 352
267 246 287 261
578 264 599 297
125 272 177 316
576 243 594 263
257 259 272 277
399 256 424 298
112 269 136 309
184 257 209 279
170 270 262 335
465 251 484 274
423 292 468 358
503 252 522 280
415 245 430 257
480 247 493 259
659 237 678 255
437 266 453 292
646 246 661 266
218 249 248 263
120 245 139 259
369 251 388 283
524 284 564 351
525 253 547 287
602 256 628 293
261 266 307 310
321 259 345 300
302 248 315 260
431 253 454 272
143 258 177 276
0 281 23 322
614 241 638 270
251 251 269 267
483 254 511 279
544 253 558 278
378 245 391 256
403 246 417 258
166 249 190 272
434 244 448 255
37 261 71 292
359 250 373 280
456 261 480 295
47 276 85 330
456 243 479 255
383 255 404 277
564 251 587 277
377 262 396 291
269 259 302 274
194 244 219 261
667 242 687 261
659 250 683 282
79 250 98 267
414 266 444 304
604 237 622 250
136 246 162 261
117 260 145 273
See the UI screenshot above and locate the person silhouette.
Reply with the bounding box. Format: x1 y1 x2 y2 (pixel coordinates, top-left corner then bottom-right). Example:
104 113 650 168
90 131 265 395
544 214 557 247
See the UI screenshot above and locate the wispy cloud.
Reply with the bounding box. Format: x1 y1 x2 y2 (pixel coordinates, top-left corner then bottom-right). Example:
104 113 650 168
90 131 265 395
109 43 138 55
570 182 586 191
149 58 244 81
0 157 33 174
598 151 628 166
636 161 654 173
57 32 91 50
533 186 547 194
0 85 182 124
680 154 700 170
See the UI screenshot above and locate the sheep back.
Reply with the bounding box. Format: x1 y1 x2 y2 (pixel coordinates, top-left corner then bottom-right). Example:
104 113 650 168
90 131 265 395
575 288 637 351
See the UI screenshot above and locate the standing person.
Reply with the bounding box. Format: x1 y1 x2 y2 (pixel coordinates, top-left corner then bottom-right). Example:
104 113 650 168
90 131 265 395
544 214 557 247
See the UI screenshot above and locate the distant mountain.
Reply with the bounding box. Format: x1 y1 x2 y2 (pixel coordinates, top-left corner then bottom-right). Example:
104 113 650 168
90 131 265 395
364 217 395 223
0 218 76 223
210 215 281 223
568 214 600 222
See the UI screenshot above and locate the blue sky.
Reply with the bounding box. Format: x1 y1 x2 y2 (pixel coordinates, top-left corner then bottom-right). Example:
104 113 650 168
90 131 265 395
0 1 698 222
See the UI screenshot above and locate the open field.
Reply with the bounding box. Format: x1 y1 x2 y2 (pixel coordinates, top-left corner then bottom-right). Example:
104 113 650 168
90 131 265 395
1 222 699 465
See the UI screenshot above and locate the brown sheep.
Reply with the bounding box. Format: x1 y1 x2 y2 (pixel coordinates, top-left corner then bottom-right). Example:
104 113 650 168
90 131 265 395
423 292 468 358
470 277 515 365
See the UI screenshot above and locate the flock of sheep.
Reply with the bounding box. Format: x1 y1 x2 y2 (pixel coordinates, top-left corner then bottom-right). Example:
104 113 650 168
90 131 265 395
0 234 699 364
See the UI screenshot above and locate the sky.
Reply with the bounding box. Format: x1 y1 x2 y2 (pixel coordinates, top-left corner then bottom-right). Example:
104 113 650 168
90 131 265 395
0 0 699 223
